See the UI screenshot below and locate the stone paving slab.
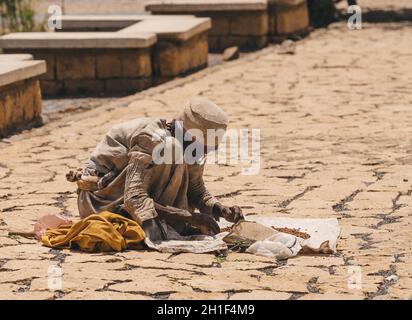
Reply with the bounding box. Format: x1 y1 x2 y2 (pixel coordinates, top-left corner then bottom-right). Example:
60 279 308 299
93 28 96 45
0 22 412 300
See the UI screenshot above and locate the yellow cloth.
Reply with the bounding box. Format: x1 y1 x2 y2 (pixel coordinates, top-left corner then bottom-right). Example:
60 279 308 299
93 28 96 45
41 211 145 252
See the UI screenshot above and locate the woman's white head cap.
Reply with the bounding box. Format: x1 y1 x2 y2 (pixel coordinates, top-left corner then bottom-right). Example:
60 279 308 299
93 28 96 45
177 97 229 148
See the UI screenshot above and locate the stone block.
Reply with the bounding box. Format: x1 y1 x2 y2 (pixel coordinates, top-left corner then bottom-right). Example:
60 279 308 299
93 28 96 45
120 49 152 78
223 46 240 61
96 52 123 79
0 54 33 61
0 59 44 137
154 32 208 78
119 17 211 42
230 11 269 36
31 52 56 80
154 41 182 77
268 13 277 36
0 94 12 131
0 78 42 138
3 90 20 126
56 52 96 80
208 35 221 52
144 2 269 52
59 14 195 32
0 59 46 87
180 32 208 72
0 32 156 49
208 16 230 36
272 1 310 35
192 33 209 69
2 49 54 80
3 47 152 96
20 79 42 121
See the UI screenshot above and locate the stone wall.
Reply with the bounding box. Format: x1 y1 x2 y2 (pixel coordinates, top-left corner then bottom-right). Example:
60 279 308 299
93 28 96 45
155 11 269 52
209 11 268 52
146 1 311 50
1 17 211 97
4 48 153 97
0 78 42 138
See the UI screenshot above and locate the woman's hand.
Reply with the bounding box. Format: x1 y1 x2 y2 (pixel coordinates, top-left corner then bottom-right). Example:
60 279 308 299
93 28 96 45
154 203 220 236
213 203 244 223
154 203 192 223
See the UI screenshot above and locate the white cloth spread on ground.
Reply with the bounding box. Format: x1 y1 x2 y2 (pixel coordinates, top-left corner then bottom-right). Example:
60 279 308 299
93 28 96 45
145 217 340 259
249 216 340 253
244 217 340 259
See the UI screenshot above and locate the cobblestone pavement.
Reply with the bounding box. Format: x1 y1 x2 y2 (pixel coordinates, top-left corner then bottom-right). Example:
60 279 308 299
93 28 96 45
1 22 412 300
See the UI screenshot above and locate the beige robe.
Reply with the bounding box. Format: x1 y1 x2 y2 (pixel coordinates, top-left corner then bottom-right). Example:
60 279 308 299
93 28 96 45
77 118 218 231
